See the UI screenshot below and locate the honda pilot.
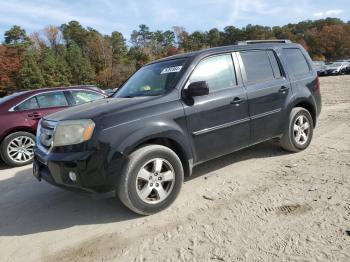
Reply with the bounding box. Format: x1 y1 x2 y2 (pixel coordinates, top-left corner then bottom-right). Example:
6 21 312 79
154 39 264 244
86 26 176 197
33 40 322 215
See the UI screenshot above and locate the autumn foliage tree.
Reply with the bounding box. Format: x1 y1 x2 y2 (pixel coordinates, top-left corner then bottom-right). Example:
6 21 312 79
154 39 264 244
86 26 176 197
0 46 21 95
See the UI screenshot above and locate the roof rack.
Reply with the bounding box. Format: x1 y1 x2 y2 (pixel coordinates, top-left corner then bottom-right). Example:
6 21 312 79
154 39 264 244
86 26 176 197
237 39 292 45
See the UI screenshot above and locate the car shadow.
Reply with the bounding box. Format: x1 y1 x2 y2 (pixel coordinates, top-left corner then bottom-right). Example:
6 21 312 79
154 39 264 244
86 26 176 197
187 141 287 181
0 159 9 170
0 141 287 236
0 166 139 236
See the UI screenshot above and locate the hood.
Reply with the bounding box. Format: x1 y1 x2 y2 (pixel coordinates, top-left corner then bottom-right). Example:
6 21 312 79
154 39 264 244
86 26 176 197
45 96 156 122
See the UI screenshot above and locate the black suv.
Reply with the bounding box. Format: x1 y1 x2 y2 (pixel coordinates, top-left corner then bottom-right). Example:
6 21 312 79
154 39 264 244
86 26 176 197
33 40 322 215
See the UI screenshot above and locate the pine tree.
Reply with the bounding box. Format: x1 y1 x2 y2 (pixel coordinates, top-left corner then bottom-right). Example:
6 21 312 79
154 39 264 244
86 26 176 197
20 52 45 89
39 48 57 86
55 45 71 86
4 25 31 47
66 42 94 85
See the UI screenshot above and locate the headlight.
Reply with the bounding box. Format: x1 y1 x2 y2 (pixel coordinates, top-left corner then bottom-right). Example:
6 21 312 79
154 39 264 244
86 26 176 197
53 119 95 147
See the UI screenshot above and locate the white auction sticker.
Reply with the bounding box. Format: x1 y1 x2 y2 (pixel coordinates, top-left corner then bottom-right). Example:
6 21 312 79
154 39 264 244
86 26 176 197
161 66 183 74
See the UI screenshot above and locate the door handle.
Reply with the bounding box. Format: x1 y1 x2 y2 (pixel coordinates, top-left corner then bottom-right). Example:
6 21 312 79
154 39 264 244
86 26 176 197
230 97 243 106
28 112 42 119
279 86 289 93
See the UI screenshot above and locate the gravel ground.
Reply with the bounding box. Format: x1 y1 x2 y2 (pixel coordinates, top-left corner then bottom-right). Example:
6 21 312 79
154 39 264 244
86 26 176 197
0 75 349 262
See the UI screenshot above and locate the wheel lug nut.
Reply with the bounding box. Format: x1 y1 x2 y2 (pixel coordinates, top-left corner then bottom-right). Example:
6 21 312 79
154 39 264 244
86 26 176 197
156 183 159 187
150 183 153 187
149 176 152 180
158 177 162 180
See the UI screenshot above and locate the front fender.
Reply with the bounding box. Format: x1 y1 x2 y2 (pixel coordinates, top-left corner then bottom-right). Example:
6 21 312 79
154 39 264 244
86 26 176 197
99 119 193 167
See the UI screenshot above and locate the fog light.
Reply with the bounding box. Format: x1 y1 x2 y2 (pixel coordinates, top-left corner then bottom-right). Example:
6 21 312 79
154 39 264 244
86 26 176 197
69 171 77 182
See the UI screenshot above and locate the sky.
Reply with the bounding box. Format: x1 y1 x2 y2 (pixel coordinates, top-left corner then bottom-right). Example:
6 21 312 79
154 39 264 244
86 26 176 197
0 0 349 42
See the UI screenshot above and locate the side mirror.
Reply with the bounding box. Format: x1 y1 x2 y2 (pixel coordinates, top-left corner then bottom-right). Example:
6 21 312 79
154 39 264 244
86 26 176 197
184 81 209 97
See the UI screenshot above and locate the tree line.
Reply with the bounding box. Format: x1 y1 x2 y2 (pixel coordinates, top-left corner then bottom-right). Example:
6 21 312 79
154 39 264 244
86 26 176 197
1 18 350 96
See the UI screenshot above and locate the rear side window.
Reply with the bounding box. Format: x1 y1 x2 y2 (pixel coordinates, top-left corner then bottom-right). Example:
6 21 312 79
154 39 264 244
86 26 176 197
70 90 105 105
16 97 39 110
240 51 275 84
189 54 237 92
283 48 310 76
36 92 69 108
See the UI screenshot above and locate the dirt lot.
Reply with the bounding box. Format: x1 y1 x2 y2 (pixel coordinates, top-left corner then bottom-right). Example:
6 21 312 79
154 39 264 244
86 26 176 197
0 75 349 262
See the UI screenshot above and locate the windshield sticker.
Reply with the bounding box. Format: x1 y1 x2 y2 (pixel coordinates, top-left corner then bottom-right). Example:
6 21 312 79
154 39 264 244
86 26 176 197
161 66 183 74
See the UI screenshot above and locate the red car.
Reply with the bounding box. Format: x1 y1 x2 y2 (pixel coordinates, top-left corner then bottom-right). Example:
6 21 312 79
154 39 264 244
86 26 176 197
0 86 106 167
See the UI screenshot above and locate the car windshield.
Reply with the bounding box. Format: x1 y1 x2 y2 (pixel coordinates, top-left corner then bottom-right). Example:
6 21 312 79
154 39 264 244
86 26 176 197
0 92 25 105
115 58 187 98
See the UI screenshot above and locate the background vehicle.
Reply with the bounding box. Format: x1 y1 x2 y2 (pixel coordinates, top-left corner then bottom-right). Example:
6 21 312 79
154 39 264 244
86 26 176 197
344 65 350 74
0 86 106 167
34 40 321 215
313 61 326 76
105 87 119 96
325 61 350 75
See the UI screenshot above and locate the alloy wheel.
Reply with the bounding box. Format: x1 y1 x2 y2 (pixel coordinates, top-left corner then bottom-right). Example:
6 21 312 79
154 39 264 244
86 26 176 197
136 158 175 204
6 136 35 163
293 115 310 146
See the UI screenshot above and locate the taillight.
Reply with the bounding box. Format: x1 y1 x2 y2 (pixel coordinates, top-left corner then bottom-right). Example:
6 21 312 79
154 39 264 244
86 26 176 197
317 76 321 95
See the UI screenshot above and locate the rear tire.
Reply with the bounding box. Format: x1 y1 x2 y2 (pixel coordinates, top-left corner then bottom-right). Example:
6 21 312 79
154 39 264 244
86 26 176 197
280 107 313 152
117 145 184 215
0 131 36 167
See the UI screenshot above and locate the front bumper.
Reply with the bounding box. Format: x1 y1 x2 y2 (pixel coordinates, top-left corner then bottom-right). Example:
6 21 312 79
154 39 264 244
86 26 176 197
325 69 340 75
33 146 126 194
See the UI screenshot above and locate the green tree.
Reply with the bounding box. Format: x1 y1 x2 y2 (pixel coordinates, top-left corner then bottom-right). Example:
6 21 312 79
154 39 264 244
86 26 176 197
55 45 71 86
61 21 88 49
39 48 57 86
4 25 31 46
243 24 274 40
207 28 221 47
66 42 94 84
184 31 208 51
131 24 152 49
110 31 128 63
20 52 45 89
221 26 243 45
162 30 176 49
128 47 150 69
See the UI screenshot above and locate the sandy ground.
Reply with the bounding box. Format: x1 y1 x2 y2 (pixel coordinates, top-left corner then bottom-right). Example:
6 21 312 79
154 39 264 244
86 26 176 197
0 75 349 262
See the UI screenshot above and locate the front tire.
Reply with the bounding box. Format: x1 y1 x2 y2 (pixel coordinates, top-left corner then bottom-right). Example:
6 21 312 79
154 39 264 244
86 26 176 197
117 145 184 215
280 107 313 152
0 131 36 167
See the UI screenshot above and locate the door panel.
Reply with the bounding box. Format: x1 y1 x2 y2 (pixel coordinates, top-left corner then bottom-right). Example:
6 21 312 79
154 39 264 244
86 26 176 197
184 86 249 162
22 91 70 130
182 53 250 163
238 50 292 143
22 107 68 130
245 78 291 142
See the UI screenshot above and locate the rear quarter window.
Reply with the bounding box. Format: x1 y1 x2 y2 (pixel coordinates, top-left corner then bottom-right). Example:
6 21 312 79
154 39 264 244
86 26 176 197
16 97 39 110
283 48 310 77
